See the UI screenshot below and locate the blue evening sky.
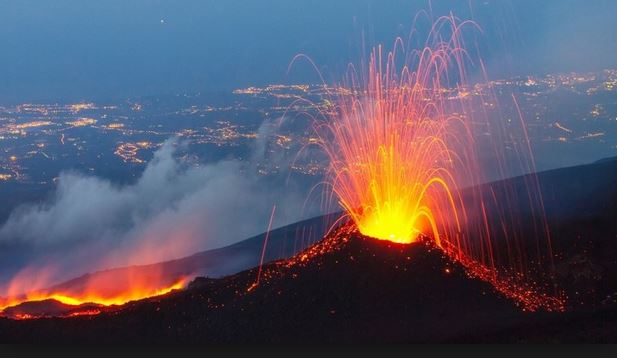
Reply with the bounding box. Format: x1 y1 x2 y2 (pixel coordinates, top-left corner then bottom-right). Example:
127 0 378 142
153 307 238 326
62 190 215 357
0 0 615 102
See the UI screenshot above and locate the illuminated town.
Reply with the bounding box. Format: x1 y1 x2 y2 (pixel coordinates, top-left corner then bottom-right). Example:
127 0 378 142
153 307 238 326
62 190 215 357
1 70 615 188
0 68 615 223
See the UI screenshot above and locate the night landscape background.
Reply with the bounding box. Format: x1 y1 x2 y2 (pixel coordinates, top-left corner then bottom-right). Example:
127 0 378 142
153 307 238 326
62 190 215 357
0 0 616 344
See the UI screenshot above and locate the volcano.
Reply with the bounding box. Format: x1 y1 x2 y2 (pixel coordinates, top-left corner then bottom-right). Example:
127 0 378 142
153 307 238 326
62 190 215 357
0 223 614 343
0 227 531 343
0 157 616 342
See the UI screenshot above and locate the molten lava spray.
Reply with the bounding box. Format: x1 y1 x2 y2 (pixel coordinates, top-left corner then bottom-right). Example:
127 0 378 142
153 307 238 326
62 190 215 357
318 16 482 247
311 15 563 311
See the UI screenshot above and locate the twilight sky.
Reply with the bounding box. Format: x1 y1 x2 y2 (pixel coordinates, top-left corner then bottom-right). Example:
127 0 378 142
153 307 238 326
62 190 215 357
0 0 615 102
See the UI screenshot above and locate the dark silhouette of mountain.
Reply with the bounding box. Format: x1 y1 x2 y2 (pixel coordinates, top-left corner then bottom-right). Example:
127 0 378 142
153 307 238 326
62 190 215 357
594 156 617 164
0 156 616 342
0 231 527 343
0 225 615 343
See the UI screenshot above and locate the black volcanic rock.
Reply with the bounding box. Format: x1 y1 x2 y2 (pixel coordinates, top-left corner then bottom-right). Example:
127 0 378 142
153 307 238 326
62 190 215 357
0 230 531 343
1 157 617 342
0 226 616 342
12 155 617 317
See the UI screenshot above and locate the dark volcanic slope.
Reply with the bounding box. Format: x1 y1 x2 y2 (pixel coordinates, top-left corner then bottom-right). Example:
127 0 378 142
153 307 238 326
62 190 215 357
1 158 616 342
0 229 533 343
10 212 339 306
21 155 617 312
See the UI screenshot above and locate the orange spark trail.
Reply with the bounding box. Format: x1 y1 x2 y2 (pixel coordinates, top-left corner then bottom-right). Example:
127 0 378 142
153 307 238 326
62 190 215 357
249 204 277 291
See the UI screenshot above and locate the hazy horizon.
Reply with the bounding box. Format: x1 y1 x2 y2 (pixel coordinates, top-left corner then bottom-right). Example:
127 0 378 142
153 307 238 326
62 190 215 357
0 0 616 103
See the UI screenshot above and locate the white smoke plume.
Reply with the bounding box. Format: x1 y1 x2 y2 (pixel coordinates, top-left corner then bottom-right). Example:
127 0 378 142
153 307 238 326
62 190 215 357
0 137 320 294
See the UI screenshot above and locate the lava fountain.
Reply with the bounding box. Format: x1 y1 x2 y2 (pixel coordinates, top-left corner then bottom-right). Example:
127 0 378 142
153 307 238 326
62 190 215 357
316 16 482 247
307 15 564 311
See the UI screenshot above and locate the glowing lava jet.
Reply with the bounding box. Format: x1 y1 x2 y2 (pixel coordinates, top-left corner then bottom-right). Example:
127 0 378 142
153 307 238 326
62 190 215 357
310 15 564 311
316 16 481 246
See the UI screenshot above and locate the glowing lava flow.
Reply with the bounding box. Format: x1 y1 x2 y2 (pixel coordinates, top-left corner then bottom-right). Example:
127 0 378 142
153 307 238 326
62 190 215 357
0 272 187 318
308 15 564 311
5 280 185 308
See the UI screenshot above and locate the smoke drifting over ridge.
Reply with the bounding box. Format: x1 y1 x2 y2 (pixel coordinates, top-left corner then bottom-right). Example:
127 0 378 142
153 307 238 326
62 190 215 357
0 137 320 295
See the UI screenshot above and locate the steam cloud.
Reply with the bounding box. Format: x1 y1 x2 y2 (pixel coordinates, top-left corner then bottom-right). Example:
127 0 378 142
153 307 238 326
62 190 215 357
0 137 320 294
